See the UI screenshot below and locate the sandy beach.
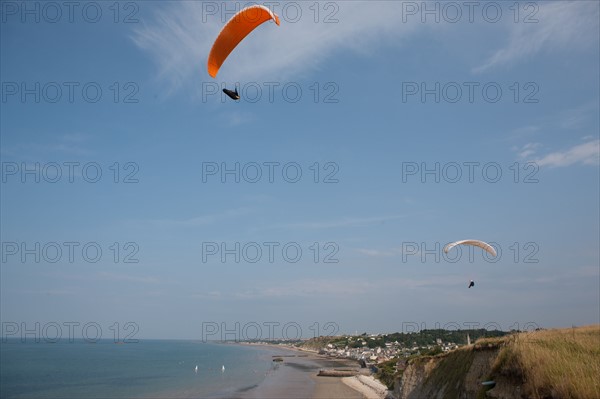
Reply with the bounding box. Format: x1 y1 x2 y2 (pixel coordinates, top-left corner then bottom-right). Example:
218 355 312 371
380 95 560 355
230 345 387 399
342 375 389 399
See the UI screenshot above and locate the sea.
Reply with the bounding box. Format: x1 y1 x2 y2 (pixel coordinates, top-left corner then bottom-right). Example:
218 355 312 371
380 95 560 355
0 339 284 398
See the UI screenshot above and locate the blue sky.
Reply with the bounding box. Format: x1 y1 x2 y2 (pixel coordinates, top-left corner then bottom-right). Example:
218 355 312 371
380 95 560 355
1 1 599 340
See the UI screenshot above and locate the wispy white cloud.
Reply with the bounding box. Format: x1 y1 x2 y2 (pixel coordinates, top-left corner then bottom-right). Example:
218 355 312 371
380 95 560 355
97 272 160 285
190 280 372 300
131 2 420 93
534 139 599 168
241 194 276 204
356 248 398 258
149 207 250 227
511 125 541 138
513 142 541 159
234 279 374 299
559 102 600 130
224 110 256 127
474 2 599 73
1 133 92 159
49 133 92 155
198 279 380 300
270 214 408 230
133 2 598 92
503 265 599 286
10 289 78 296
191 291 223 300
193 275 470 301
511 102 599 163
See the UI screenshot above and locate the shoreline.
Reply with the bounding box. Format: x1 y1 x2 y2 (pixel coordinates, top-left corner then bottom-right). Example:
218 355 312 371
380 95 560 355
231 342 388 399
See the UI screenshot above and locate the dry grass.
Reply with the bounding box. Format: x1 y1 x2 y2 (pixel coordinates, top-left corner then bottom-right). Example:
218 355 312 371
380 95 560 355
473 335 510 350
492 325 600 398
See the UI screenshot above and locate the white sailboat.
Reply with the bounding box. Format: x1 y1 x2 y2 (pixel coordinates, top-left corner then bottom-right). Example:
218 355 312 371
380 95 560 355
221 365 225 372
195 365 198 373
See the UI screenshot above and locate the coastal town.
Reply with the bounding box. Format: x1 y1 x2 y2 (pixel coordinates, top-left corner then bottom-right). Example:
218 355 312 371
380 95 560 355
241 328 507 364
314 335 461 364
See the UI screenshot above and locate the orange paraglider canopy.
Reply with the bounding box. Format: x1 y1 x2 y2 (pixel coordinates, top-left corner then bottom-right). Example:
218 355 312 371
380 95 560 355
207 5 280 78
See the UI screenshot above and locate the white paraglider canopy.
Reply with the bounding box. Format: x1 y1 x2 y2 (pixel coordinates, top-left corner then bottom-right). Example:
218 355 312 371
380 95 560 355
443 239 497 258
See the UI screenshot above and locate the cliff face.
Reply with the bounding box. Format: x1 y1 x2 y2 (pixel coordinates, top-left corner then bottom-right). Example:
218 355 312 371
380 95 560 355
394 356 440 399
393 344 524 399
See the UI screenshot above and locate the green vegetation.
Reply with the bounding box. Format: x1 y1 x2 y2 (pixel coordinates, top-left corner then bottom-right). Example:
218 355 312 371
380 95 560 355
374 357 401 389
422 345 443 356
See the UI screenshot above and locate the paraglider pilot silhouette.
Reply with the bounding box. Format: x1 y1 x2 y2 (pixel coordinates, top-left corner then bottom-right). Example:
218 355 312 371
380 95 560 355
207 5 281 101
223 85 240 101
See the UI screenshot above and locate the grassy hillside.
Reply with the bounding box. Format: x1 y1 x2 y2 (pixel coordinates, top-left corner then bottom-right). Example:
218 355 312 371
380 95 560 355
396 325 600 399
491 325 600 398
